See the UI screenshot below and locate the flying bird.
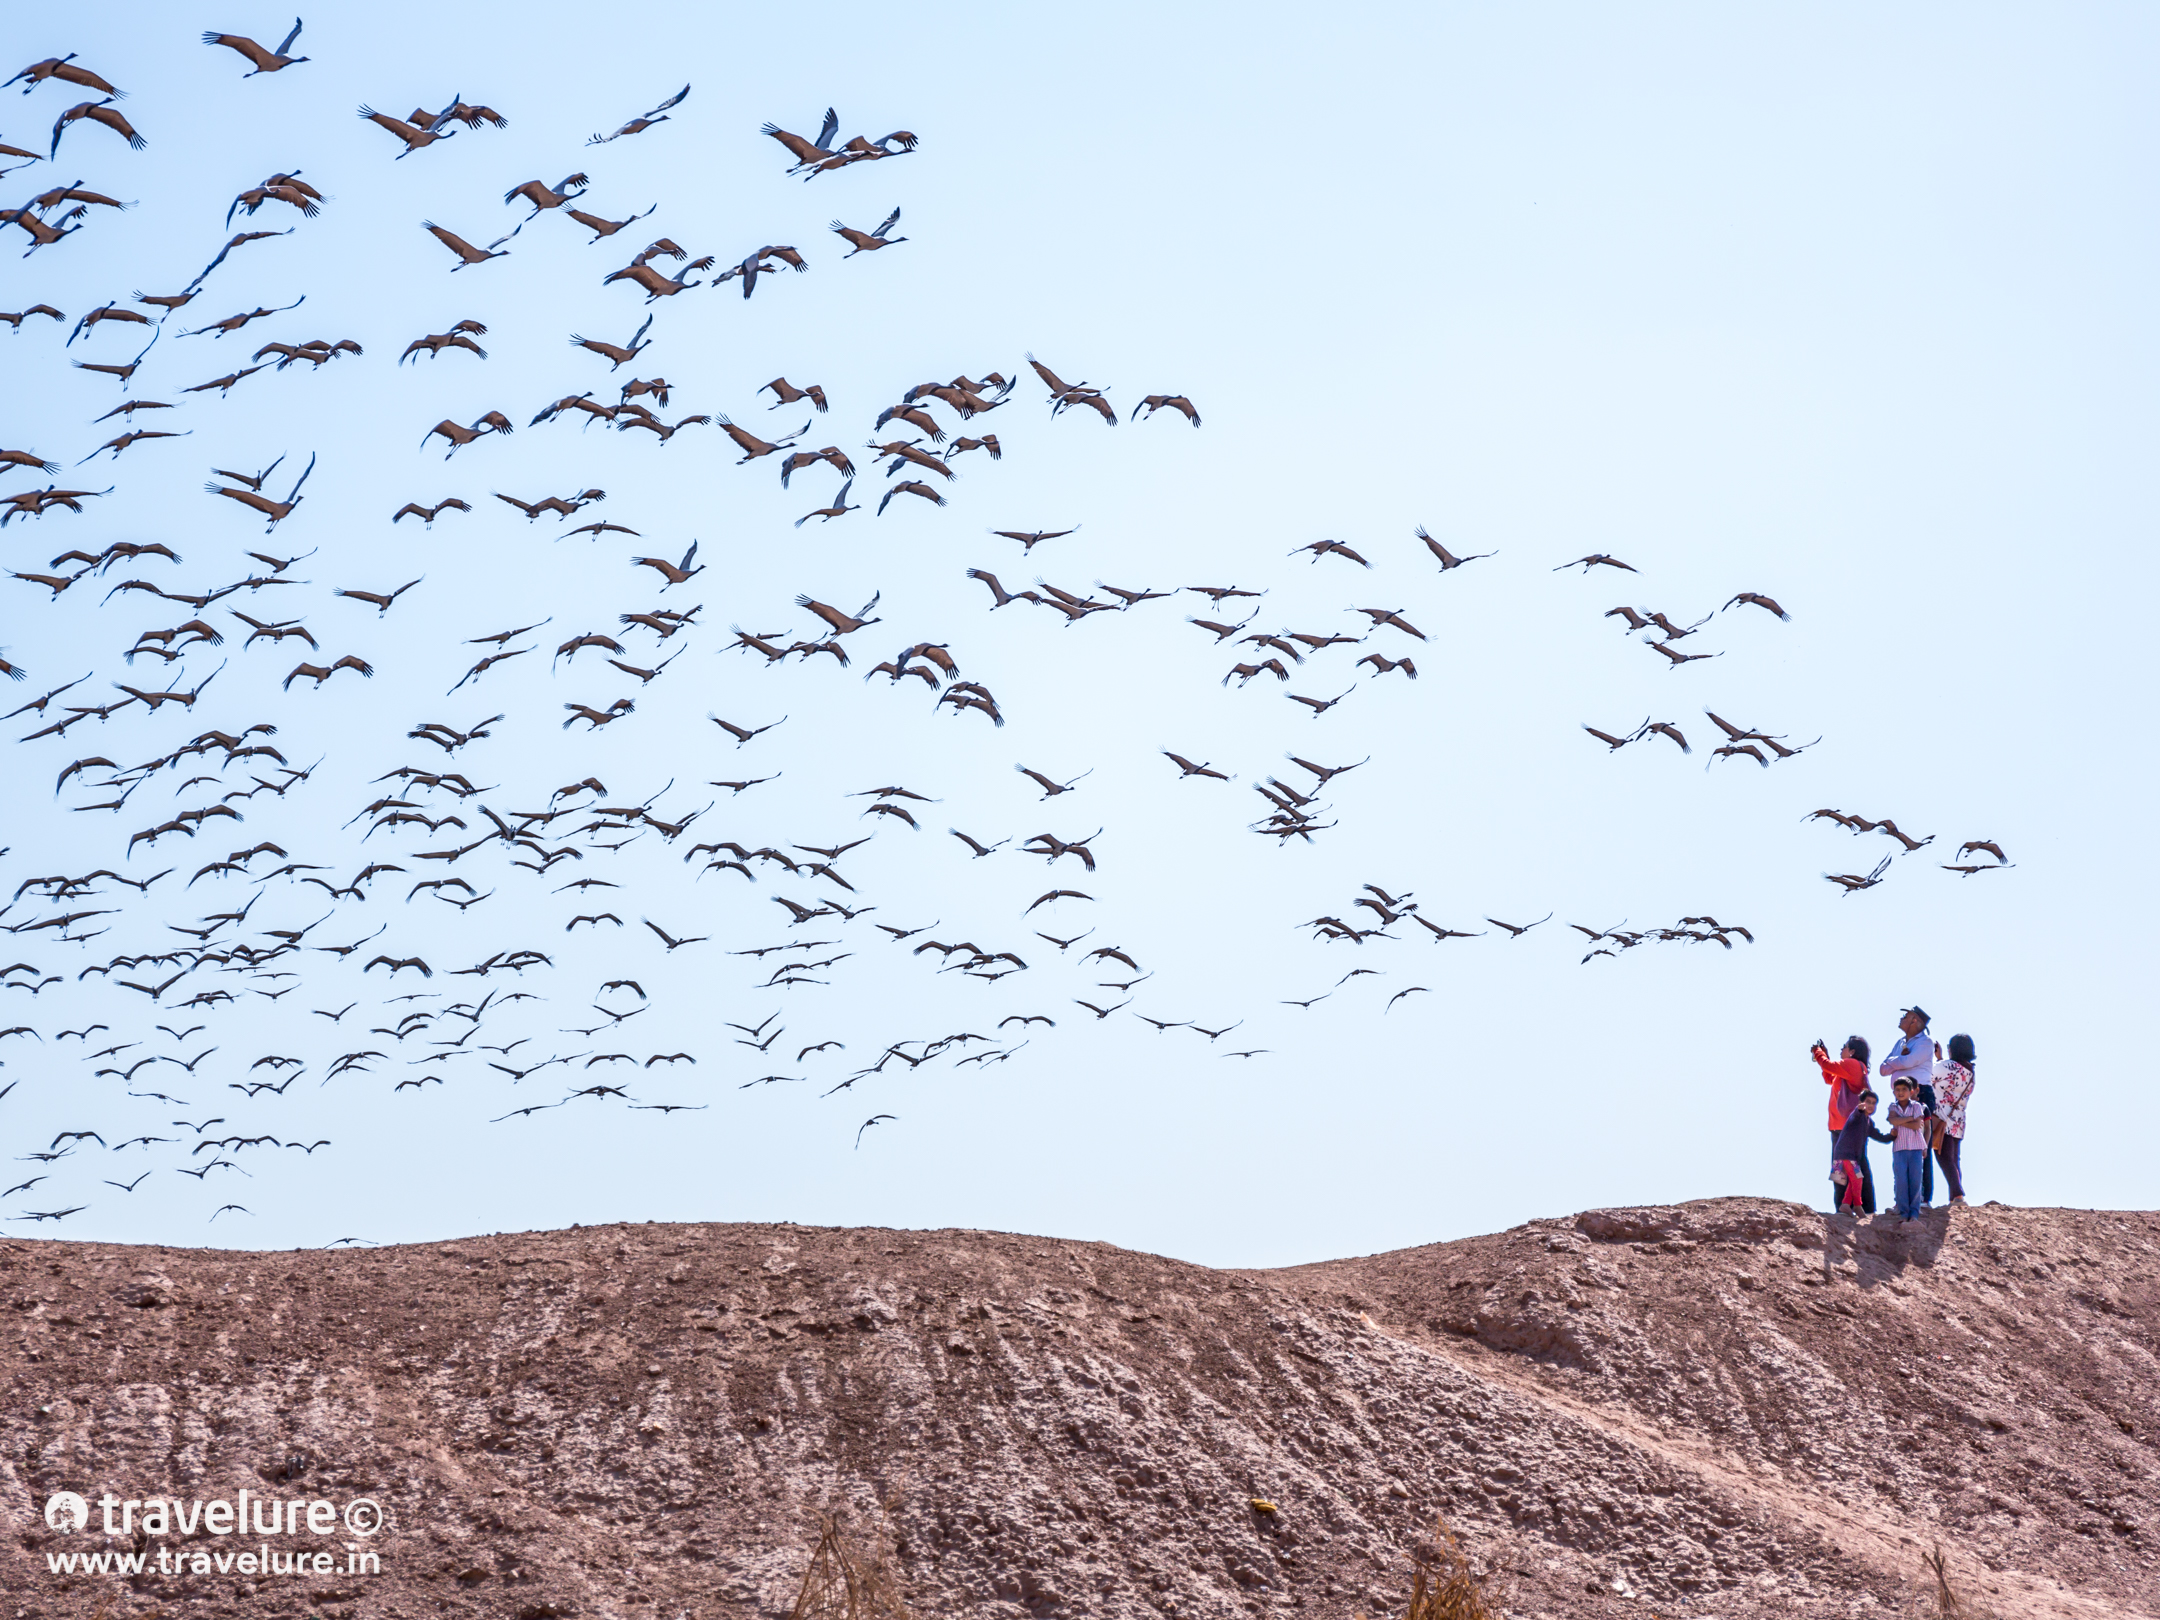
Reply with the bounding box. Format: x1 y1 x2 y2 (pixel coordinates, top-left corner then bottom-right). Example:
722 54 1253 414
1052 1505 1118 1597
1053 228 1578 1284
795 480 859 526
1025 890 1092 913
6 57 124 97
201 20 309 76
421 412 514 458
590 85 690 145
334 576 421 615
422 220 511 270
762 107 840 169
854 1113 895 1148
877 479 944 515
1016 764 1090 799
1649 642 1719 669
226 173 322 225
1723 592 1790 620
1825 856 1893 895
642 919 709 951
1291 539 1369 568
1130 394 1200 426
570 314 652 368
1642 721 1689 754
391 497 470 525
631 542 702 587
356 104 459 156
206 452 315 528
504 172 588 218
1162 753 1228 780
282 654 372 689
1414 526 1496 570
831 207 905 256
762 377 827 412
400 320 487 363
49 99 145 158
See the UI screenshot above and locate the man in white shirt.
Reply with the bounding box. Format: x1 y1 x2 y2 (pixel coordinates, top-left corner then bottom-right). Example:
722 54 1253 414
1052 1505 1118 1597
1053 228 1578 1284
1881 1005 1938 1204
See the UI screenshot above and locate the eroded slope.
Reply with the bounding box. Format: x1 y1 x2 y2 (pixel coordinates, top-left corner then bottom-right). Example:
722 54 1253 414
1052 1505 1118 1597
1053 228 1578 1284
1 1200 2153 1619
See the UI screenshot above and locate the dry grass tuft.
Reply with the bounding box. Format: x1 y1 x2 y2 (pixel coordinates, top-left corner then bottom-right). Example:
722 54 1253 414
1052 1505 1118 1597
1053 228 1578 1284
787 1506 915 1620
1357 1514 1500 1620
1923 1541 2000 1620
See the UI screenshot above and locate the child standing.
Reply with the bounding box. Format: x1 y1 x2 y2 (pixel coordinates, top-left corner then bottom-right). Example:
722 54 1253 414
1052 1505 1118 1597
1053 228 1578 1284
1885 1077 1931 1219
1830 1090 1893 1215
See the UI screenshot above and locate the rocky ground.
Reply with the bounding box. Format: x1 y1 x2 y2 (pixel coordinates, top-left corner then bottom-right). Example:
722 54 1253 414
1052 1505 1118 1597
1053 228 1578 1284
1 1198 2153 1620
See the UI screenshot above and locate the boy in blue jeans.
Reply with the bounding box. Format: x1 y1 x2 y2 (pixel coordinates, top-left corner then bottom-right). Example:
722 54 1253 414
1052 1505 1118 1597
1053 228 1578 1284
1885 1077 1931 1220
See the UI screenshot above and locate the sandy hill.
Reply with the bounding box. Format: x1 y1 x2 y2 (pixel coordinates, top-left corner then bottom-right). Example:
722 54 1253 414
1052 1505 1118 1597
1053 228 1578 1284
1 1199 2154 1619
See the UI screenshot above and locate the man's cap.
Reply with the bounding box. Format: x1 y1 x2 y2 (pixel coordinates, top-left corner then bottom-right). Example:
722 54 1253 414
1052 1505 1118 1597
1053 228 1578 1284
1901 1005 1930 1024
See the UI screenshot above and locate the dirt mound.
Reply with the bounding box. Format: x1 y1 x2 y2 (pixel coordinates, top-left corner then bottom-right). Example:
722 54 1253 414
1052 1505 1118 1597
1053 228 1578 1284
2 1199 2154 1619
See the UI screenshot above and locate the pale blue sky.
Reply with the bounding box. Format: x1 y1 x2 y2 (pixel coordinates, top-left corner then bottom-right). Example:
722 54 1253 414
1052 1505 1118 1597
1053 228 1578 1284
2 2 2154 1263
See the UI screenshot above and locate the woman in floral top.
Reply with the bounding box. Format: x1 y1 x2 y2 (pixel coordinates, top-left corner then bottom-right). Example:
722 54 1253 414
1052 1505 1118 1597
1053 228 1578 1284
1932 1033 1976 1207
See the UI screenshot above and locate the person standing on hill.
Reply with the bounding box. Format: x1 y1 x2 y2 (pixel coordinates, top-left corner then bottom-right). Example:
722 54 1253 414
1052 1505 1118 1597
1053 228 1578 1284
1885 1077 1932 1219
1812 1035 1874 1212
1881 1007 1938 1205
1932 1033 1977 1207
1831 1091 1893 1215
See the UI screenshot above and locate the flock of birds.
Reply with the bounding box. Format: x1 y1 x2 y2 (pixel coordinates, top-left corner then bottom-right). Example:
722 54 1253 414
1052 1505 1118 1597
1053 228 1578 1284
0 27 2012 1232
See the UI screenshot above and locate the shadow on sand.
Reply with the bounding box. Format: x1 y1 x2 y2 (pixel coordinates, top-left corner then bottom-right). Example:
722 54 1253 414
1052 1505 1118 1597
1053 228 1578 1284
1820 1204 1952 1286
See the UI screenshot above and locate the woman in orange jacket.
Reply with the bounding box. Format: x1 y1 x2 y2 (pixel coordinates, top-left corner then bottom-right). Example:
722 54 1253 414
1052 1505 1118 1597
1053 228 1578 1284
1811 1036 1874 1212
